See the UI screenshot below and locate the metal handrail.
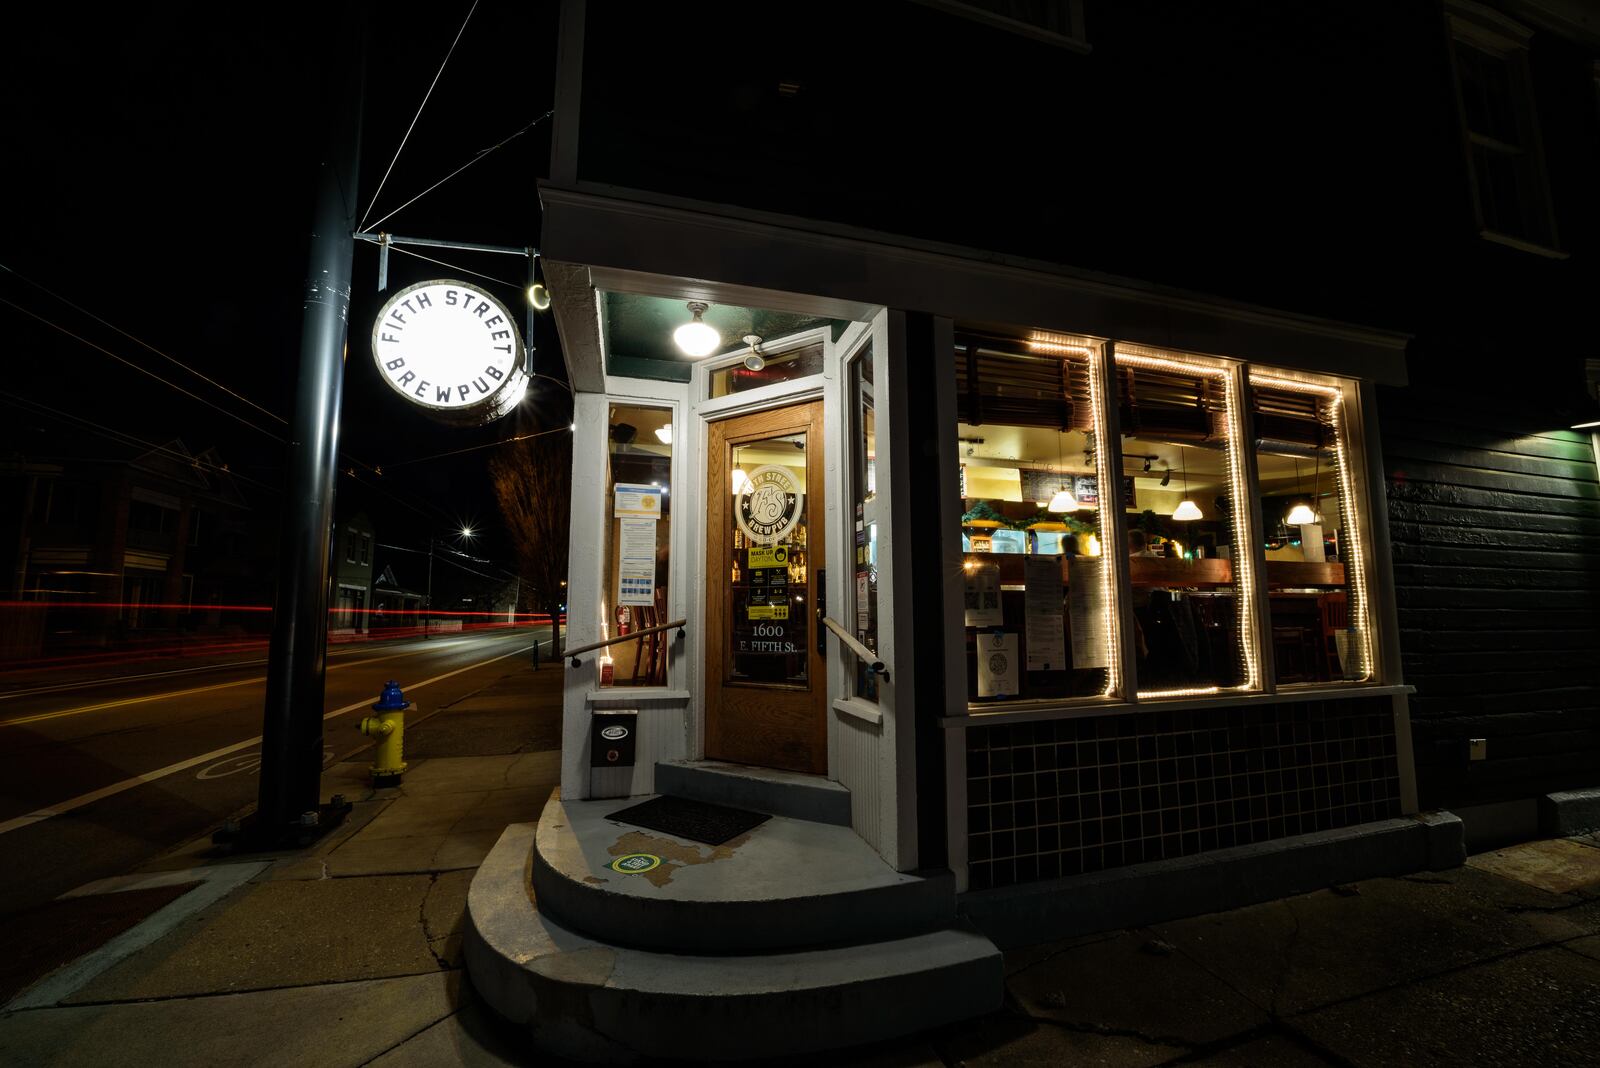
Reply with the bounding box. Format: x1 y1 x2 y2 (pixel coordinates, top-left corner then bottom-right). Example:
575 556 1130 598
822 616 887 678
567 619 687 667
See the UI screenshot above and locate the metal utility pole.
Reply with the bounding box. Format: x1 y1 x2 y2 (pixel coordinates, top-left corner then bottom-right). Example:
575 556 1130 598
247 9 365 846
424 537 435 639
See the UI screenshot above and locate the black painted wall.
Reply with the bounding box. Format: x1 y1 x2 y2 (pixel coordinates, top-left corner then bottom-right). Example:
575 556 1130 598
1383 378 1600 808
570 1 1600 811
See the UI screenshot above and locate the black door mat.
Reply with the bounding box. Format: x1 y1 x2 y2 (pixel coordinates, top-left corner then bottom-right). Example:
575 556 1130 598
606 795 770 846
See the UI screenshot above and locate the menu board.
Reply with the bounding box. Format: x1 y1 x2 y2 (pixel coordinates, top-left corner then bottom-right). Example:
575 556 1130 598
1067 556 1108 669
1023 556 1066 671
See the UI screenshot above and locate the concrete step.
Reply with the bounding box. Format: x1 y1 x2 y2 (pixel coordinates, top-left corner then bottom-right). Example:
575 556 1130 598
467 822 1003 1064
532 794 955 953
655 759 852 826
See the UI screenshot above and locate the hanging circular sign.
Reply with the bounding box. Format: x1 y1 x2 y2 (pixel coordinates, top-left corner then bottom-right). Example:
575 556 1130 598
371 279 529 425
736 464 803 546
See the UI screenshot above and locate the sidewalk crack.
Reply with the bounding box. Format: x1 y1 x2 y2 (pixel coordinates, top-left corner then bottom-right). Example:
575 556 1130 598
1031 1014 1199 1052
1003 931 1121 981
419 873 450 970
1271 898 1303 1017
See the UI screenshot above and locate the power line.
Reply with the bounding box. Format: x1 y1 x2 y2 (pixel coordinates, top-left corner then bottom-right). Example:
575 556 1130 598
0 275 529 551
381 425 570 468
0 390 282 496
375 541 517 584
0 296 286 444
0 284 460 528
0 260 289 427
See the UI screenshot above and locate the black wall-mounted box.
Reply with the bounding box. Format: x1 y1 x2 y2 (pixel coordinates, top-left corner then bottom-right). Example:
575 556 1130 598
591 711 638 768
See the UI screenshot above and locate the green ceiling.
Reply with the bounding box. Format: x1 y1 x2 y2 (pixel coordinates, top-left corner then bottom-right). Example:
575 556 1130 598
601 291 851 382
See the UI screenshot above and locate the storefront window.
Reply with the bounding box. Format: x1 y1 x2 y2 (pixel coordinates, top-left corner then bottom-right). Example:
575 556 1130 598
602 404 672 686
957 330 1116 705
709 340 825 398
1250 371 1372 684
1116 347 1258 697
849 343 879 702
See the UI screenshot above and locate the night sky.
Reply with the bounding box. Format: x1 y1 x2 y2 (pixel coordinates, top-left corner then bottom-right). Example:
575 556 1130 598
4 2 565 579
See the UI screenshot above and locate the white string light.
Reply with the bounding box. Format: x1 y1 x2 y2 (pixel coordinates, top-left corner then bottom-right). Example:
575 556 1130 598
1087 341 1120 698
1116 349 1259 695
1250 372 1373 683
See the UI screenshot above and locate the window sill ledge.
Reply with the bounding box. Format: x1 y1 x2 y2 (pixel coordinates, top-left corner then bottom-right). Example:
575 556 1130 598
942 683 1414 727
586 688 690 707
833 697 884 727
1479 229 1568 259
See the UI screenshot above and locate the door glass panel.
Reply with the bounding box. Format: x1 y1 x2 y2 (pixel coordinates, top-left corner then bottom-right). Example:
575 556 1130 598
728 432 809 685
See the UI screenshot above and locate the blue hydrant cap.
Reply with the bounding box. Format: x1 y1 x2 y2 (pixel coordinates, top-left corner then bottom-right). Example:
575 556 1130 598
373 680 410 711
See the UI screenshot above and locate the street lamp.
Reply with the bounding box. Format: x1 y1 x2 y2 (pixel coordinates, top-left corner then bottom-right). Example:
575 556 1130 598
424 526 475 639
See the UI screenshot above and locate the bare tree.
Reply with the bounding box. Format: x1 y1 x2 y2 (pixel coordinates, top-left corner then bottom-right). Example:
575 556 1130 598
489 432 572 646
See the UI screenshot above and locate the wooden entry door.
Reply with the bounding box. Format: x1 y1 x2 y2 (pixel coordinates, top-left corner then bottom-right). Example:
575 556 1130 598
705 401 827 774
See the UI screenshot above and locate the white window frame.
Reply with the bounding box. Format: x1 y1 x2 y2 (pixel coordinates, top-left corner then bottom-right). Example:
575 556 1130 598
911 0 1089 53
1443 0 1565 257
592 383 688 698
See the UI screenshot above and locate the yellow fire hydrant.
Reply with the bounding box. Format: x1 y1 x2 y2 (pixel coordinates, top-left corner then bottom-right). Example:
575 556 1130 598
359 680 409 786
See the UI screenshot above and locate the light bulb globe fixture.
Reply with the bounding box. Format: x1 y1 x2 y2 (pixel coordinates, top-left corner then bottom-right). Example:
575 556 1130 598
1048 428 1077 513
1286 503 1318 526
673 301 720 357
1172 446 1201 520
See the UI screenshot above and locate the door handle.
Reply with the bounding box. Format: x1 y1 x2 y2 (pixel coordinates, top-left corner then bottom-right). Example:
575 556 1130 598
815 568 826 657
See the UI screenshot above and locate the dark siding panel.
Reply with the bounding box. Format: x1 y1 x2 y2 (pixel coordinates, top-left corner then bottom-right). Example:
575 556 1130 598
1381 386 1600 808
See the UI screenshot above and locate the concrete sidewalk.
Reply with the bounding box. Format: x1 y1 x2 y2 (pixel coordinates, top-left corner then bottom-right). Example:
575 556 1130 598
4 655 1600 1065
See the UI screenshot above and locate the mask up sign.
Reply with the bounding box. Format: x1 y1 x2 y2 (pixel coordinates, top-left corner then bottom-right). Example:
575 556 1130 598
371 280 529 424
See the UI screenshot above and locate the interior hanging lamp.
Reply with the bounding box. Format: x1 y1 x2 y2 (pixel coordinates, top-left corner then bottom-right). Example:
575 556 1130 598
1286 453 1322 526
1047 427 1079 513
1172 446 1202 521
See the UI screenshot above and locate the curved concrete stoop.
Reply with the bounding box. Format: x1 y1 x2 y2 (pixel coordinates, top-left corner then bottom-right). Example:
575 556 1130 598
465 821 1004 1063
532 794 956 953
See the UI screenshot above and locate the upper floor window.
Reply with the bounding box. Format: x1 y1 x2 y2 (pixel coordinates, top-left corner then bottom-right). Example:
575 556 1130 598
129 498 178 536
1445 2 1561 255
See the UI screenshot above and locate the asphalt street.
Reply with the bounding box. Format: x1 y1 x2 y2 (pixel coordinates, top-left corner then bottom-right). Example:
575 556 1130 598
0 625 553 917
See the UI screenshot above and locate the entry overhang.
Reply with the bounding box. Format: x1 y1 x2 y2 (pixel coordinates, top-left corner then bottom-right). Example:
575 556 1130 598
538 182 1410 388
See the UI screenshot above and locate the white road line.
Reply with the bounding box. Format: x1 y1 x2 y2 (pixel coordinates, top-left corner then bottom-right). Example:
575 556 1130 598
0 641 538 836
0 630 538 701
0 633 520 727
